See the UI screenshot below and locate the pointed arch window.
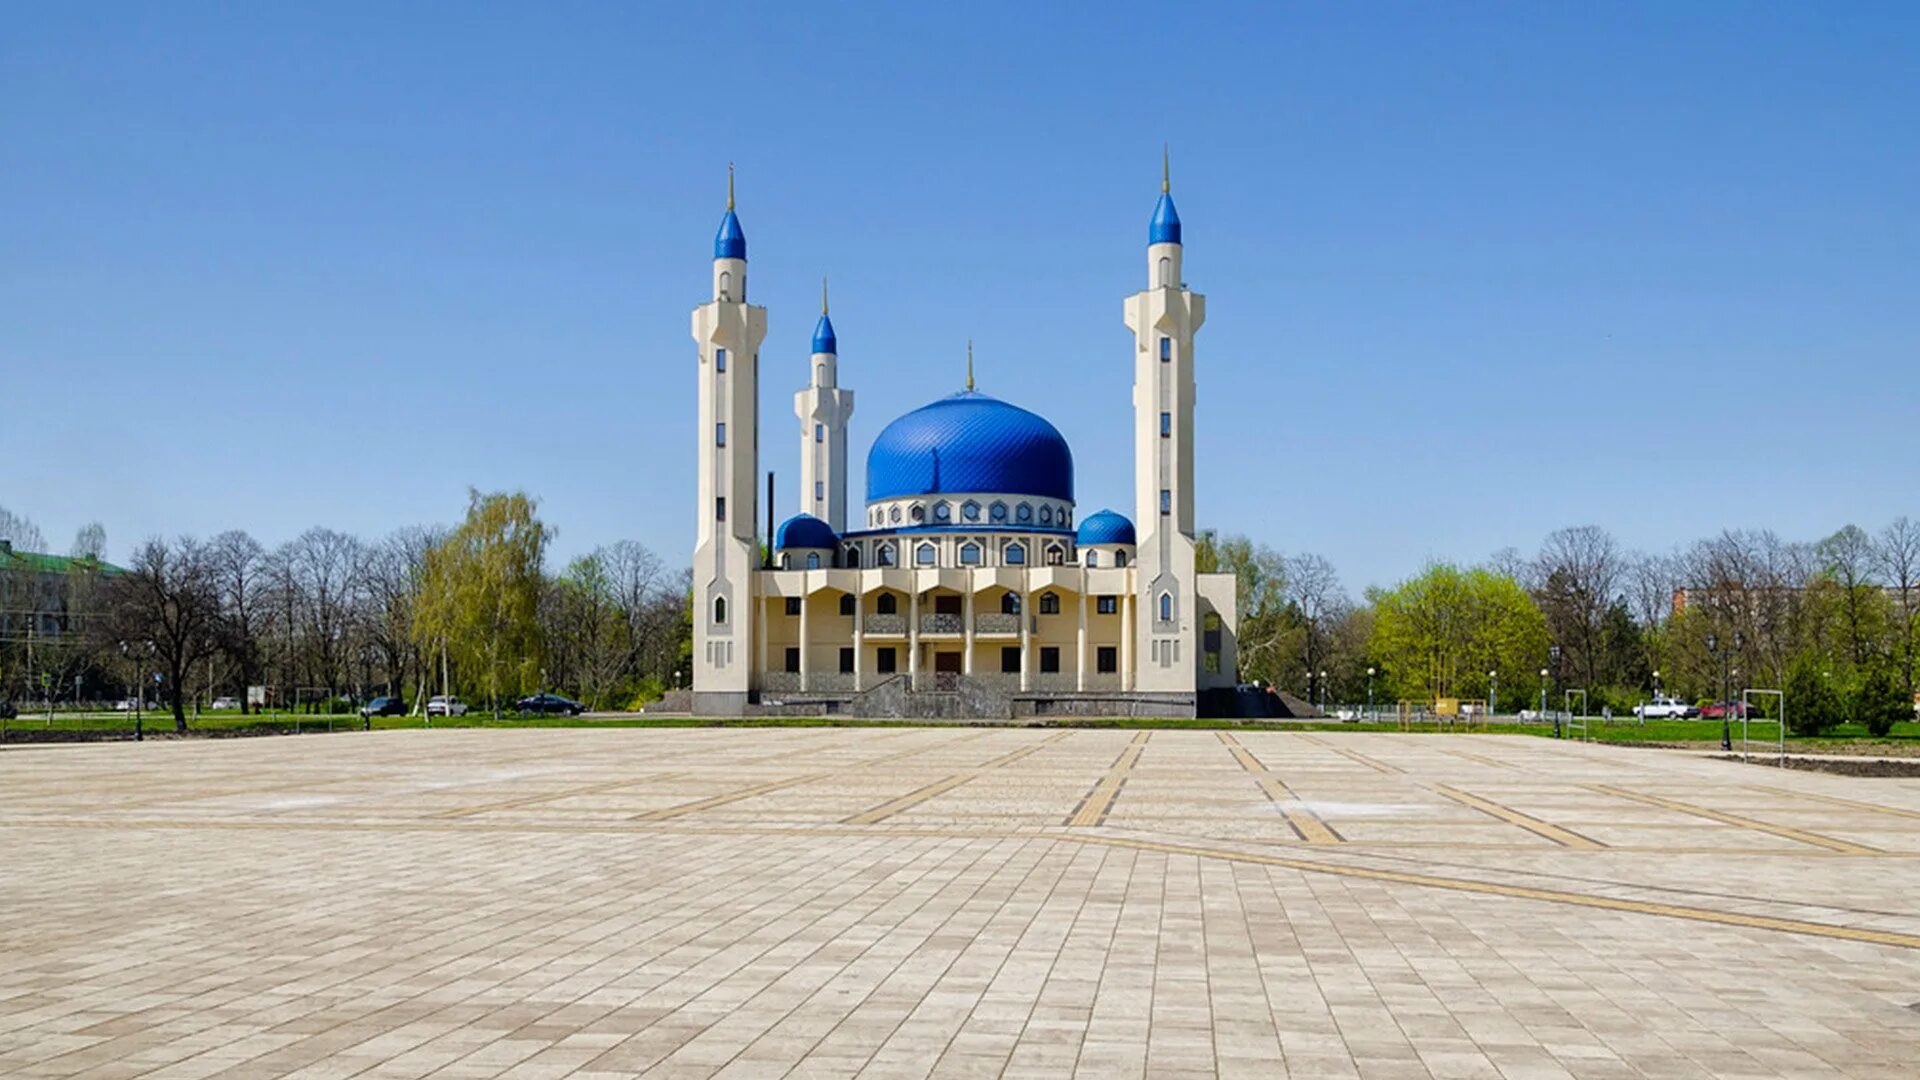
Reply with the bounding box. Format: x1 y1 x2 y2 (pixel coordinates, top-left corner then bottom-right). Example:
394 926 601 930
719 271 732 300
1001 593 1022 615
1158 257 1171 288
877 543 896 567
915 543 937 566
1159 592 1173 622
1039 592 1060 615
1115 549 1130 568
1044 544 1065 566
959 542 982 565
713 596 727 625
1004 543 1026 565
806 552 821 570
845 546 862 568
877 593 898 615
1085 551 1098 568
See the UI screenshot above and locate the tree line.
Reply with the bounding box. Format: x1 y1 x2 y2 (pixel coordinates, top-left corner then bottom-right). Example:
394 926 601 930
1202 518 1919 734
1 493 690 731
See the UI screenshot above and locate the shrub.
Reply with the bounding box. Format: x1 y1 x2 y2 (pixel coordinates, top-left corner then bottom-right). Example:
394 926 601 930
1784 655 1841 736
1853 662 1908 739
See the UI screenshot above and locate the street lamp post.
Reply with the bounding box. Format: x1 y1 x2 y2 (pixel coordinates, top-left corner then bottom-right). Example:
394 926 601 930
1366 667 1375 721
1489 670 1498 716
1548 644 1563 738
1539 667 1549 729
1320 670 1329 711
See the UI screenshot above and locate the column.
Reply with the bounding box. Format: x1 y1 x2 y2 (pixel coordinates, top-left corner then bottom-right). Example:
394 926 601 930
1019 583 1033 692
756 596 769 690
963 587 975 676
853 590 865 692
798 591 810 692
1122 594 1135 691
1076 589 1088 692
908 588 920 688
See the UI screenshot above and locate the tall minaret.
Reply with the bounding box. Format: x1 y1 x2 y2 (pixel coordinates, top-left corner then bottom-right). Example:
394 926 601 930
1124 148 1207 692
691 166 767 714
794 278 854 532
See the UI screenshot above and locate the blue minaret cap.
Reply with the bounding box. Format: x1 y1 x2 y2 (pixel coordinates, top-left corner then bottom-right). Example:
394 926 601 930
1149 193 1181 246
714 210 746 260
812 313 836 355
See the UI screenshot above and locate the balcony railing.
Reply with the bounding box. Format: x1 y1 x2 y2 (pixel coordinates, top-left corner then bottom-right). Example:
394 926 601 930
864 614 906 635
919 613 963 635
974 613 1020 635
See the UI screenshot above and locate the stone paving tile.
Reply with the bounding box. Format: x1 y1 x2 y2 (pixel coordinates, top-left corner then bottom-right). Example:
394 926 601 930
5 729 1920 1077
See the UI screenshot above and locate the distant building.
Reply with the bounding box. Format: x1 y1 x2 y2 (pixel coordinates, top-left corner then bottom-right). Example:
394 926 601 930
0 539 122 647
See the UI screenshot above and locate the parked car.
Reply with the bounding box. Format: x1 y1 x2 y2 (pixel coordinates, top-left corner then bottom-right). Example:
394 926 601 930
1698 700 1753 720
358 696 407 719
425 695 469 718
112 698 139 712
1633 695 1698 720
210 696 240 710
514 693 585 716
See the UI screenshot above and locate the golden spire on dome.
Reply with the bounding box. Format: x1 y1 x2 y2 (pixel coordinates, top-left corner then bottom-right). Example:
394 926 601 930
821 275 829 314
727 162 736 210
966 340 975 392
1162 143 1170 194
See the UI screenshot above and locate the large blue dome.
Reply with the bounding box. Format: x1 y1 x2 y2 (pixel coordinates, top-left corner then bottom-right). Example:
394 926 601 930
866 391 1074 503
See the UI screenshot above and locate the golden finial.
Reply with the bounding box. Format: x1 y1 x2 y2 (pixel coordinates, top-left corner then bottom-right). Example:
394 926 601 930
727 162 736 210
1162 143 1170 194
821 275 829 314
966 340 975 392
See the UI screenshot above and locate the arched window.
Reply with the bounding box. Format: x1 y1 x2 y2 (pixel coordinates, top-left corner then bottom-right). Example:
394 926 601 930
1158 257 1171 287
815 364 825 386
719 271 733 300
713 596 727 625
1115 549 1130 568
990 501 1008 523
1159 592 1172 622
806 552 821 569
959 542 982 565
915 543 936 566
1044 544 1065 566
1001 593 1022 615
1085 551 1098 568
780 553 791 569
877 544 896 567
1039 505 1052 525
845 546 862 568
934 502 951 522
1005 543 1026 565
1039 592 1060 615
877 593 898 615
1016 503 1033 523
910 504 925 523
962 500 981 522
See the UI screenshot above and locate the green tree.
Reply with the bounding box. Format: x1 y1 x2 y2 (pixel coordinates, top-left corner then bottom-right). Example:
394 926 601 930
414 490 550 717
1366 563 1548 704
1853 661 1909 738
1783 653 1841 736
1197 530 1289 685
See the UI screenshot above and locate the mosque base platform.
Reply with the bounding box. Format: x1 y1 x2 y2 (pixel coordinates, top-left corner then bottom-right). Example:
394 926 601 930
708 678 1210 721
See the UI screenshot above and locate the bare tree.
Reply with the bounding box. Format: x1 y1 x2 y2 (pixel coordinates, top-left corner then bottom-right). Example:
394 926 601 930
1880 516 1920 692
362 527 439 710
209 531 267 713
283 528 364 702
0 506 47 554
1533 525 1625 690
70 523 107 562
100 537 223 732
1286 553 1349 699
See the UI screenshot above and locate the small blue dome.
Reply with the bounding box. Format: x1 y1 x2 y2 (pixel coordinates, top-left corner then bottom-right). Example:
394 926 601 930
1149 192 1181 246
812 313 837 355
1076 509 1136 546
714 210 746 260
866 392 1074 503
775 514 837 550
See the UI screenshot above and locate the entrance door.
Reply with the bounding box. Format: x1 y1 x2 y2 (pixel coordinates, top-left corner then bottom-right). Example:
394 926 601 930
933 651 962 690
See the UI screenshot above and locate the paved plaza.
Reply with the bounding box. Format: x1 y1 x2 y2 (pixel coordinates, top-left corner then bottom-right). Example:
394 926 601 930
5 728 1920 1079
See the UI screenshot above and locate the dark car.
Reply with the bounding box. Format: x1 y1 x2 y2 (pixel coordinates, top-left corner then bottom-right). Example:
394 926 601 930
1698 700 1752 720
358 695 407 719
514 693 585 716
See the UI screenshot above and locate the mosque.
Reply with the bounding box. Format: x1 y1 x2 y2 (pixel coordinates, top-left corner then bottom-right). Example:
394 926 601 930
690 159 1238 717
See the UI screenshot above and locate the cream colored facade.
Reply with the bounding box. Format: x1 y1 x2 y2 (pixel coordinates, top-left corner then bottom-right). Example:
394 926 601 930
692 165 1236 717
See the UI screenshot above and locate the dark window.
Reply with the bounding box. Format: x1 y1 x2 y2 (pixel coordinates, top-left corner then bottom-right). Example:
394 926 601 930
1040 647 1060 674
1160 592 1173 621
1045 545 1064 566
784 647 800 673
1160 336 1171 361
1116 550 1130 568
1001 647 1022 673
715 497 725 522
877 545 895 567
814 423 824 443
959 542 982 565
1160 489 1171 515
839 595 855 616
916 544 936 566
715 422 726 447
814 481 823 501
1097 596 1117 615
1005 544 1026 565
785 597 801 616
876 648 897 673
1039 592 1060 615
1085 551 1098 567
1097 646 1118 674
1161 412 1171 437
911 503 925 523
845 546 861 568
713 596 727 624
935 594 962 615
839 647 855 674
807 552 821 569
1001 593 1021 615
716 347 727 371
877 593 898 615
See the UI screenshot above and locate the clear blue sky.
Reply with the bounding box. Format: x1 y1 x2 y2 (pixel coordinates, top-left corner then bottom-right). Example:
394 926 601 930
6 3 1916 591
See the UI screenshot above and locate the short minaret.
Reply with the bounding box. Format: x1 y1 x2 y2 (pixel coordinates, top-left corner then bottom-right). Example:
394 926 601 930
1124 148 1207 693
795 278 855 533
691 166 768 714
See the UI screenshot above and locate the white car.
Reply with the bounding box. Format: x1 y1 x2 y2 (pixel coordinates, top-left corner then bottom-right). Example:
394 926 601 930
1633 695 1697 720
211 697 240 710
111 699 139 712
426 695 469 718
